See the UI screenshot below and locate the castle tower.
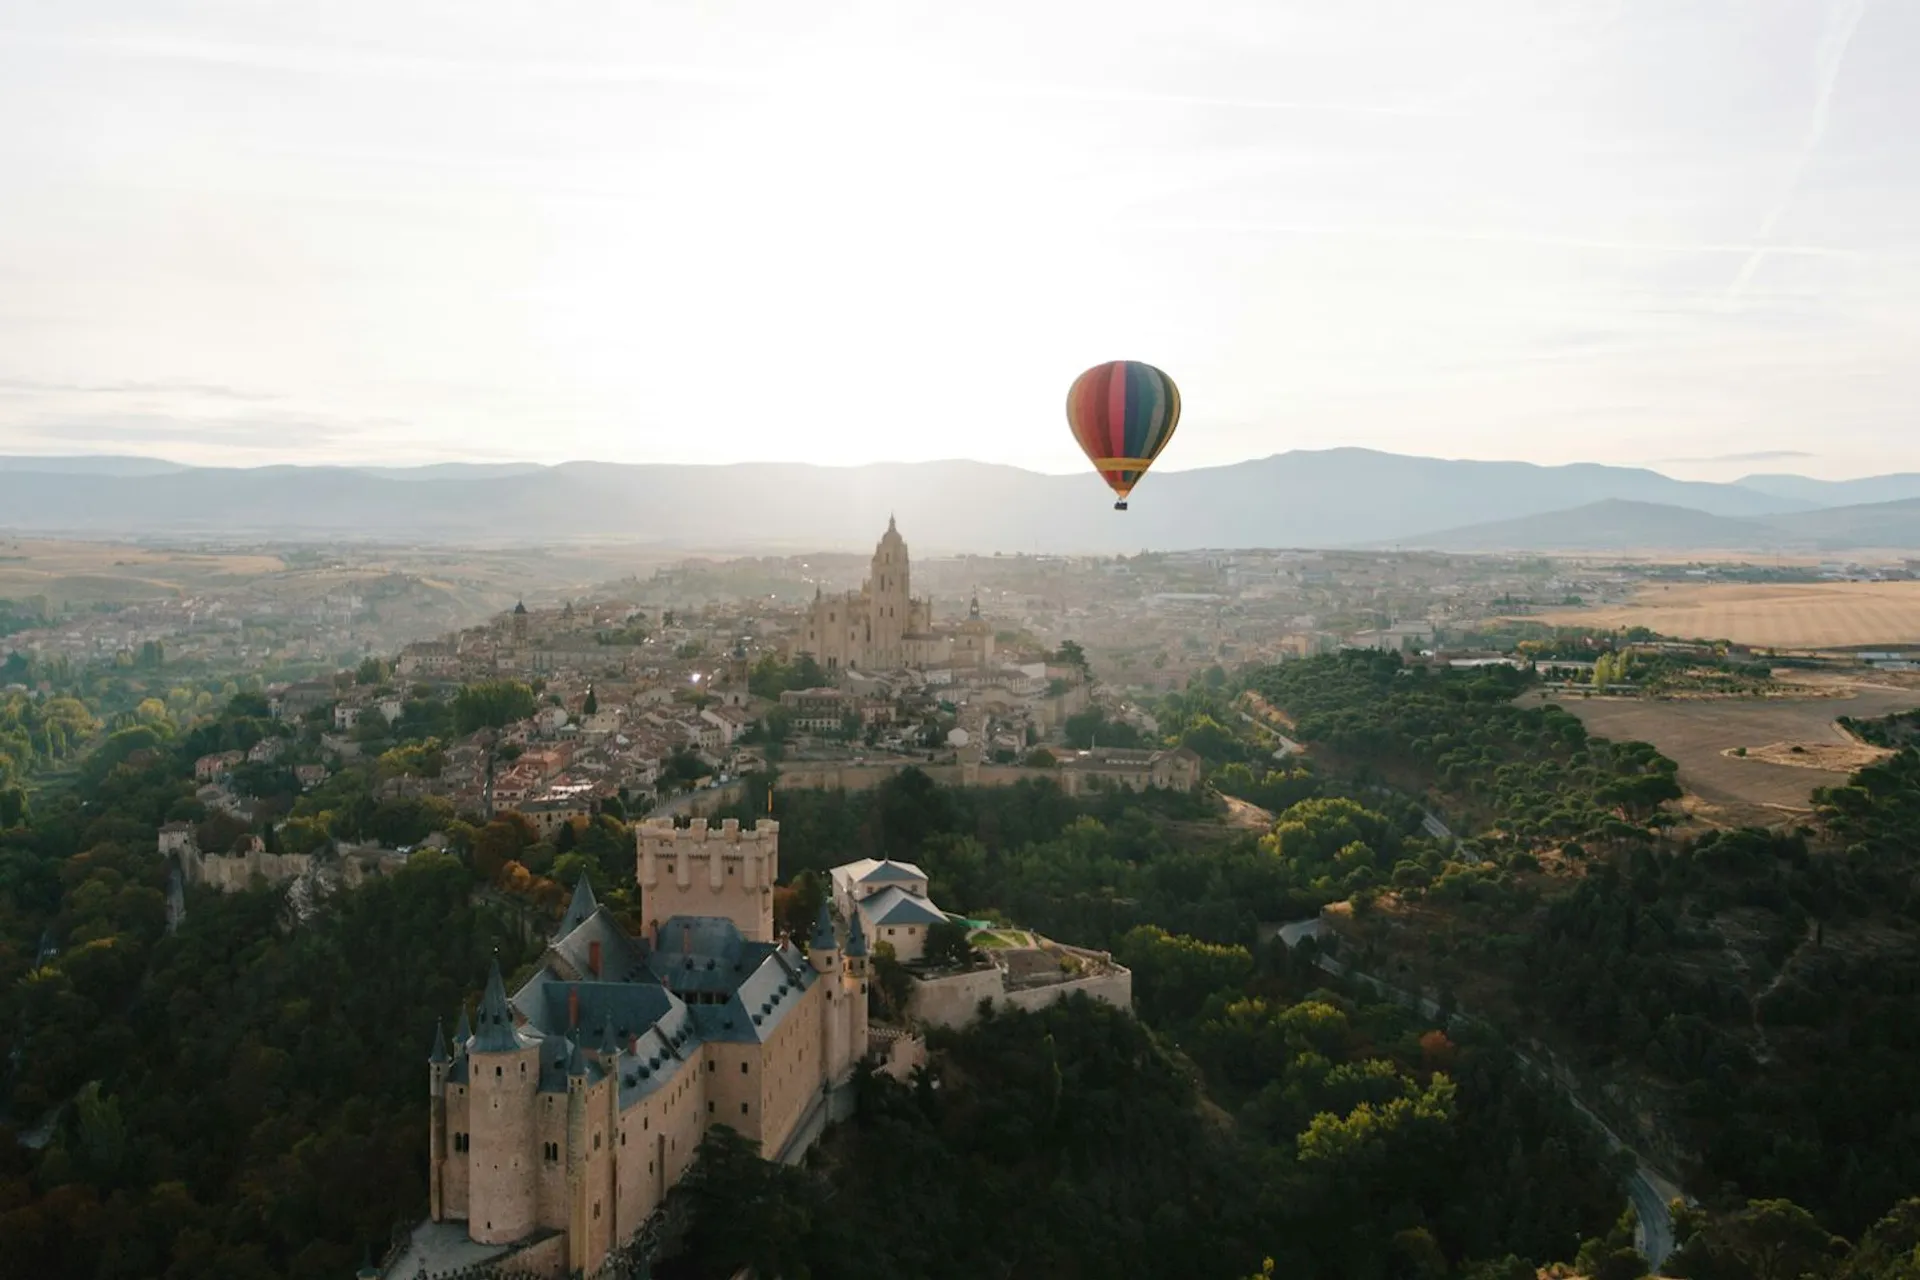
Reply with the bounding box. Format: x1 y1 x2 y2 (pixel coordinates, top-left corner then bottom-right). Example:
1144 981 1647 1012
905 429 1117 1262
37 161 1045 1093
466 957 539 1245
844 908 870 1064
635 818 778 944
511 600 529 647
564 1036 588 1270
428 1019 451 1222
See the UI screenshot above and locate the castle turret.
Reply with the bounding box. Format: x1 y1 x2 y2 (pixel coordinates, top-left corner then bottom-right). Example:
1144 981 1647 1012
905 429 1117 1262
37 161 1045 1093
454 1004 471 1053
808 900 839 974
845 909 869 976
841 908 871 1073
467 956 539 1245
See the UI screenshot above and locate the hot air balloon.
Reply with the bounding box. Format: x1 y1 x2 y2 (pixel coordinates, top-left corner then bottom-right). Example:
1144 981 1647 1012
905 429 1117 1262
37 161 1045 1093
1065 360 1181 510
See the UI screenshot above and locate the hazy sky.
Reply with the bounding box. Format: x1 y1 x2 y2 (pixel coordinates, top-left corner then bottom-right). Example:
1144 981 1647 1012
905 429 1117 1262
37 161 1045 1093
2 1 1915 479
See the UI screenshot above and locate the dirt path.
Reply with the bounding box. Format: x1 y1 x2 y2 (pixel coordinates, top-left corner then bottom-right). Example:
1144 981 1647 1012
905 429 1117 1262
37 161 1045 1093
1221 794 1274 830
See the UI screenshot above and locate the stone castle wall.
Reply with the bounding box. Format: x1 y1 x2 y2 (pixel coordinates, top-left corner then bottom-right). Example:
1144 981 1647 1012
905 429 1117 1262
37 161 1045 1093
908 964 1133 1030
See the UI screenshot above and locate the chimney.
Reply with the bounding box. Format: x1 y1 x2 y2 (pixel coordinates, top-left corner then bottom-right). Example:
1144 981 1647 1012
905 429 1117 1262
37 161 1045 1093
568 986 580 1029
588 940 602 977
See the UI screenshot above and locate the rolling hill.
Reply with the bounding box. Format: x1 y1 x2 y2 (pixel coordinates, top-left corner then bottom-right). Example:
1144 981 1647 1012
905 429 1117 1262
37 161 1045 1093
0 448 1831 553
1403 495 1920 554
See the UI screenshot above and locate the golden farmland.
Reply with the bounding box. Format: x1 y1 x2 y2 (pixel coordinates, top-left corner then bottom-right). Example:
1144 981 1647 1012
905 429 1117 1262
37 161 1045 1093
1522 582 1920 650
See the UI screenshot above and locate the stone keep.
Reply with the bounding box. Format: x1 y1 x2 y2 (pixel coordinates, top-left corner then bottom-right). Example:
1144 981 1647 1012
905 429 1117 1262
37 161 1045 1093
636 817 777 944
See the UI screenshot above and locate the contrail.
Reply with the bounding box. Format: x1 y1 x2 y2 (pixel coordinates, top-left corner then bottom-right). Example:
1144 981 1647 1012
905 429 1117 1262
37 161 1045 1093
1726 0 1867 301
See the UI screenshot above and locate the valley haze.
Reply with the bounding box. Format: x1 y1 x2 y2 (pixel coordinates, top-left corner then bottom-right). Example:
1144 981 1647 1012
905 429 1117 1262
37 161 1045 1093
6 448 1920 556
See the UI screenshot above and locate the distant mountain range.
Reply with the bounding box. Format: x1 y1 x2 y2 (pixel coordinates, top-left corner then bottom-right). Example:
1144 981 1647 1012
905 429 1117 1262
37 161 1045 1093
1 448 1917 554
1394 494 1920 554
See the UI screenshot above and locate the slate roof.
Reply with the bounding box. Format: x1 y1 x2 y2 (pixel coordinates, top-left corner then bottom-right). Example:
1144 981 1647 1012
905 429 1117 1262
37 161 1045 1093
838 857 929 885
470 957 527 1053
557 876 599 939
859 886 949 926
449 906 827 1108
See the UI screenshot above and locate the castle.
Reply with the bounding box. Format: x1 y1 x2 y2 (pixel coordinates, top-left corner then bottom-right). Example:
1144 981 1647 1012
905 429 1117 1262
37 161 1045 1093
423 817 868 1277
794 516 994 673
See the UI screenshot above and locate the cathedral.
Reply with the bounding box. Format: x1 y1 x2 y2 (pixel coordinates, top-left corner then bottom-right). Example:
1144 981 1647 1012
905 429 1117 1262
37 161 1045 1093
794 517 993 672
425 818 868 1277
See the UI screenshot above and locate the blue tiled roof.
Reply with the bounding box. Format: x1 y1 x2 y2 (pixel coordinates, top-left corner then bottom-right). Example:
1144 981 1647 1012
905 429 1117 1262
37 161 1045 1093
471 957 525 1053
860 886 948 926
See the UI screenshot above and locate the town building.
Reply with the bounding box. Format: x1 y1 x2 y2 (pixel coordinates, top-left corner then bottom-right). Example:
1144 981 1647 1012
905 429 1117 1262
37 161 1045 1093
420 818 869 1278
1051 745 1204 796
830 857 947 962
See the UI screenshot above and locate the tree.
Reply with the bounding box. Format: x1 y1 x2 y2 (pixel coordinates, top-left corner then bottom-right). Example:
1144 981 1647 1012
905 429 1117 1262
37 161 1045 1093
1054 640 1089 675
582 684 598 716
452 680 536 734
922 918 976 969
1673 1199 1846 1280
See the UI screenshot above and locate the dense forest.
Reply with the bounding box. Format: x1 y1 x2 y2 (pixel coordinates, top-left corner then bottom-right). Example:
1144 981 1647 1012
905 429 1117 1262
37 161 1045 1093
1243 651 1920 1252
3 642 1918 1277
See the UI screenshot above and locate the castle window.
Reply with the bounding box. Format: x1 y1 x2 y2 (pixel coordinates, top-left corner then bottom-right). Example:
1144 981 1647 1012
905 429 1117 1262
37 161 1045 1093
543 1141 558 1162
706 1060 713 1073
740 1062 748 1074
495 1066 503 1077
594 1132 601 1150
741 1103 749 1115
594 1202 601 1220
707 1101 714 1114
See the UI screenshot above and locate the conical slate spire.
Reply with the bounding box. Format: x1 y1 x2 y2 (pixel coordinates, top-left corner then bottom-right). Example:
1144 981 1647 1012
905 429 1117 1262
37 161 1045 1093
845 908 868 958
567 1035 587 1079
811 900 837 952
471 954 520 1053
559 875 598 937
454 1004 472 1049
599 1012 619 1055
429 1018 450 1064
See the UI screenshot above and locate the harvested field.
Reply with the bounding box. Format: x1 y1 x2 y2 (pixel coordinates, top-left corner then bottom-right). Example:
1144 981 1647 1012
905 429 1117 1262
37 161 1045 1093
1540 683 1920 827
1518 581 1920 649
1728 741 1892 773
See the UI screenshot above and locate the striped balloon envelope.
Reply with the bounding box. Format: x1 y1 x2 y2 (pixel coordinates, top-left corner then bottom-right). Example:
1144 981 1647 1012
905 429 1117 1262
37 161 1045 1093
1065 360 1181 510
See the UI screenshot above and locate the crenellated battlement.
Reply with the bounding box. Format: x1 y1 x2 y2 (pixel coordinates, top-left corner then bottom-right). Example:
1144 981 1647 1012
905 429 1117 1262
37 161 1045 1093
636 816 780 848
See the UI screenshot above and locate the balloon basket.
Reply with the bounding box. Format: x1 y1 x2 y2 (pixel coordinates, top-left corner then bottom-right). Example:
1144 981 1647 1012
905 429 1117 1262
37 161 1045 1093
1114 500 1128 511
